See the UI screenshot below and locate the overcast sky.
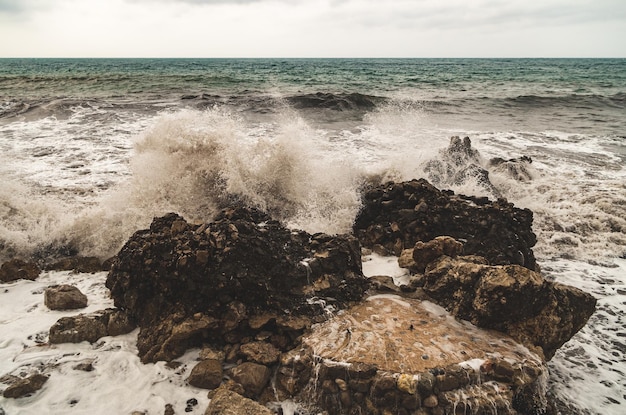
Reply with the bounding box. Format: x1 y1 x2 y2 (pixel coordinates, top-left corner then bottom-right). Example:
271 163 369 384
0 0 624 57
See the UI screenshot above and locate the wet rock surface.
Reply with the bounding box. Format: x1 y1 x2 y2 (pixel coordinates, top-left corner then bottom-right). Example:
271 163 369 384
279 295 549 415
106 206 369 363
2 374 48 399
354 178 538 270
0 259 40 283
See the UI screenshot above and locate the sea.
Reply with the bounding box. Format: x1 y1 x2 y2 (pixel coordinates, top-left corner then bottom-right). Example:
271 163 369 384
0 58 624 415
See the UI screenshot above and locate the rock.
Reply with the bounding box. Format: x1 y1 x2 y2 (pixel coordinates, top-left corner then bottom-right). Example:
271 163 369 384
288 294 547 415
239 341 281 365
2 374 48 398
106 309 136 336
106 206 369 363
423 256 596 359
229 362 271 397
0 259 40 283
45 256 104 273
187 359 223 390
204 387 273 415
49 308 134 344
44 284 88 310
411 236 464 273
489 156 534 182
354 178 538 270
423 136 501 197
164 403 175 415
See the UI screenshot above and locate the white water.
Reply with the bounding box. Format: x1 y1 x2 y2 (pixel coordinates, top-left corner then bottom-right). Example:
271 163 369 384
1 104 625 414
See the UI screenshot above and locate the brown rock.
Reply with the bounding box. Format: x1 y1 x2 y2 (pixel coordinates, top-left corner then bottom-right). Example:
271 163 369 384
229 362 271 397
239 341 280 365
412 236 464 273
423 256 597 360
187 359 223 390
106 309 135 336
423 395 438 408
45 256 103 273
0 259 40 283
49 312 108 344
204 387 273 415
2 374 48 398
44 284 88 310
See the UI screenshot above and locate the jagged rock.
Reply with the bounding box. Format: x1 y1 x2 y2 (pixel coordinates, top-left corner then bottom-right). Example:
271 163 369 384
45 256 104 273
489 155 534 181
0 259 40 283
411 235 464 273
239 341 281 365
229 362 271 398
354 178 538 270
187 359 223 390
423 256 596 359
204 387 273 415
2 374 48 398
44 284 88 310
49 308 134 344
106 206 369 363
424 136 501 197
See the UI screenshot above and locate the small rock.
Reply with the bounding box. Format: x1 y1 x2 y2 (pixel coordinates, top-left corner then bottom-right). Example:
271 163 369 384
423 395 438 408
164 403 175 415
186 359 223 390
44 285 88 310
49 312 108 344
2 374 48 398
229 362 271 397
204 387 273 415
239 341 280 365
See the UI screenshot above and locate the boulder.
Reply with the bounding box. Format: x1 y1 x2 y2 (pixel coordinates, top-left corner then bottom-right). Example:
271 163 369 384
354 178 538 270
204 387 273 415
423 256 597 359
239 341 281 365
187 359 223 390
2 374 48 399
44 284 88 310
0 259 40 283
49 309 134 344
106 206 369 363
280 294 548 415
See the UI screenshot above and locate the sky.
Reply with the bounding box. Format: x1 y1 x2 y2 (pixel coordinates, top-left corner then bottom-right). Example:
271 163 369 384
0 0 624 58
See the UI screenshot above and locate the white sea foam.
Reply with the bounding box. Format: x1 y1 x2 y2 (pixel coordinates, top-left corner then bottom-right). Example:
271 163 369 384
0 271 209 415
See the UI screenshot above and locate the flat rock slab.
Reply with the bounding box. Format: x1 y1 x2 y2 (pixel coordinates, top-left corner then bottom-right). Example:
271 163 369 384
304 294 542 374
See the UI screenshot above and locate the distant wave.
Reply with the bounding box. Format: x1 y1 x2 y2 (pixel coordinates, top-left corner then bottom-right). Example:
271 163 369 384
286 92 387 111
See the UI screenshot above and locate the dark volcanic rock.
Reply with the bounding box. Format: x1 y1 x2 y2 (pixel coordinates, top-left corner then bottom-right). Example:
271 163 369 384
44 284 88 310
423 256 597 359
354 178 538 270
106 206 369 363
0 259 40 283
2 374 48 398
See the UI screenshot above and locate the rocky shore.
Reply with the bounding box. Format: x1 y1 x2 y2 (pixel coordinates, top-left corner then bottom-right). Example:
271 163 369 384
1 165 596 414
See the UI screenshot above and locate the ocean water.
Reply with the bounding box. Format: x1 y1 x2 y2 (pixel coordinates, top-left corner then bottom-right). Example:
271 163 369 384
0 58 625 414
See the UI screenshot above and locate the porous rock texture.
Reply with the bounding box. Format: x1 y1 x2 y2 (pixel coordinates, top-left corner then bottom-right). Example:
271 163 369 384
354 178 538 270
105 206 369 363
